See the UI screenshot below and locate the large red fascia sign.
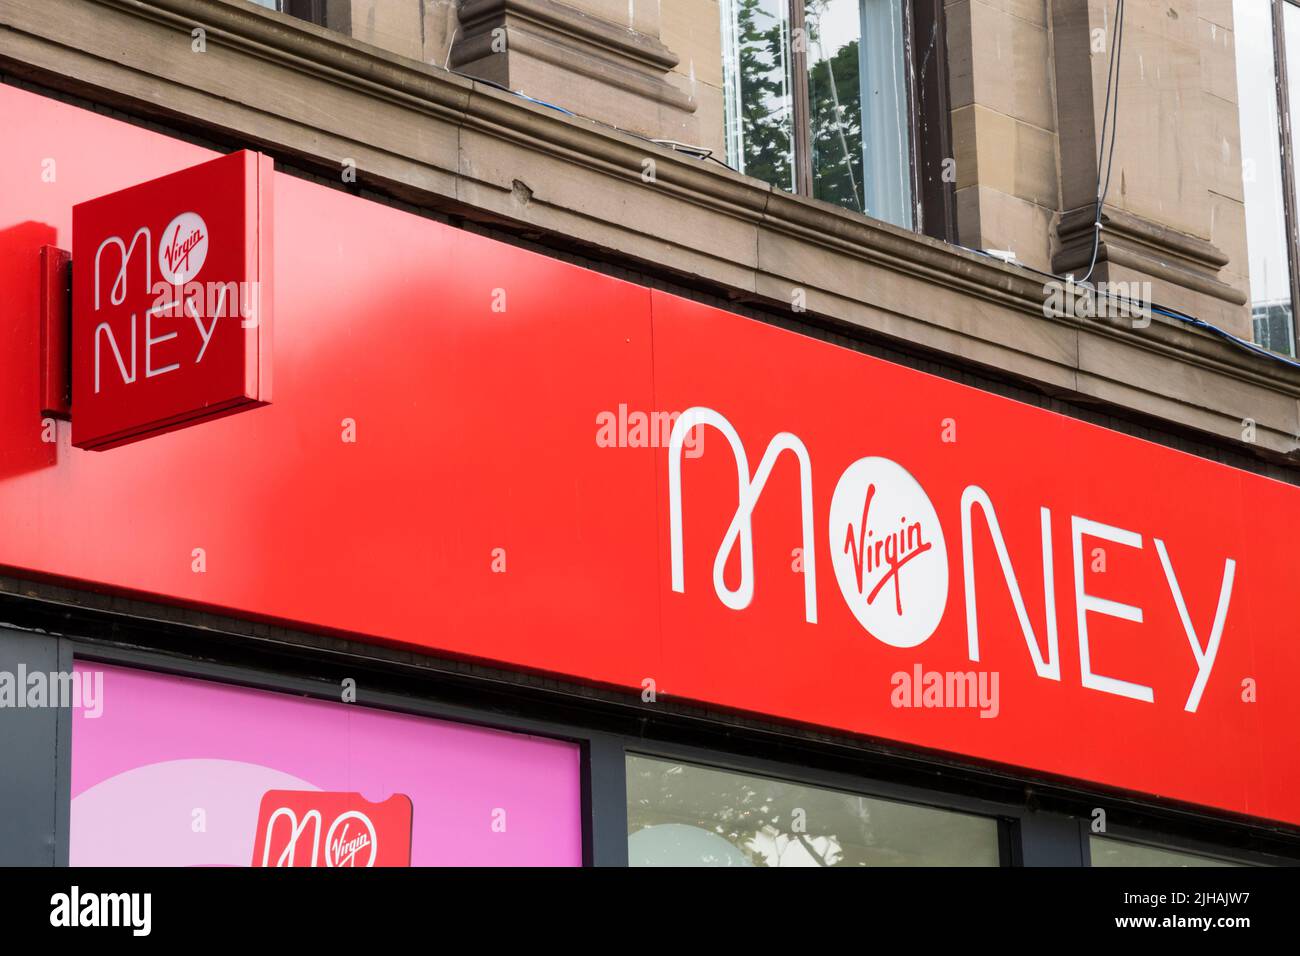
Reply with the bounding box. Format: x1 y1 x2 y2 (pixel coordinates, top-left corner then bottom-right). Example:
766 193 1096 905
70 150 272 450
2 84 1298 827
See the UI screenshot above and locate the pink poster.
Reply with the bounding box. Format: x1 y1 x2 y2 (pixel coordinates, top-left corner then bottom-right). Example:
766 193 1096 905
70 663 583 866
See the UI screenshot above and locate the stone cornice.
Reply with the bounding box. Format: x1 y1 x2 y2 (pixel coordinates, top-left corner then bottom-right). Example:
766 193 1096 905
456 0 681 74
1055 205 1247 306
2 0 1299 458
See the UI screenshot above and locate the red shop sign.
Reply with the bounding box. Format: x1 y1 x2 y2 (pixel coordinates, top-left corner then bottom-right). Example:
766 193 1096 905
3 85 1298 827
70 150 272 450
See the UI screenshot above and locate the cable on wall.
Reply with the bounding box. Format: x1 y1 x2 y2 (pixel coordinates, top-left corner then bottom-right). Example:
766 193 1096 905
1078 0 1126 284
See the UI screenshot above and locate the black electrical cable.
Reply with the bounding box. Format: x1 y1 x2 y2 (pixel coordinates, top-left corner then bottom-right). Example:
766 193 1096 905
964 245 1300 372
1080 0 1126 283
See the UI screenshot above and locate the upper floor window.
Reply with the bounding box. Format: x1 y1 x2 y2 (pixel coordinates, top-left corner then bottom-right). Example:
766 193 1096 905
720 0 951 237
1234 0 1300 357
247 0 326 25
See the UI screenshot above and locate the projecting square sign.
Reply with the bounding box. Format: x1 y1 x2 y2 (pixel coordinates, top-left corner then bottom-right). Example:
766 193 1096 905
71 150 272 450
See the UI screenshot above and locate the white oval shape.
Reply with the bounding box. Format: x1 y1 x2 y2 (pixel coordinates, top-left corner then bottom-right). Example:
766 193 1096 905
158 211 209 284
828 456 948 648
325 810 378 867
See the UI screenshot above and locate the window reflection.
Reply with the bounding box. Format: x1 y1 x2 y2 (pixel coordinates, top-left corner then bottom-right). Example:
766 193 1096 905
1234 0 1296 356
723 0 796 192
806 0 913 226
807 0 866 211
626 754 1000 866
1090 836 1244 867
722 1 914 227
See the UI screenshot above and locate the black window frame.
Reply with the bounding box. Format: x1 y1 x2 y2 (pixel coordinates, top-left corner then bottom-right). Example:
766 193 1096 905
285 0 327 25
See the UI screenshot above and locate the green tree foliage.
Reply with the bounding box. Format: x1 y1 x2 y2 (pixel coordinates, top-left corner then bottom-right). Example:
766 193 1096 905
734 0 794 191
806 1 865 211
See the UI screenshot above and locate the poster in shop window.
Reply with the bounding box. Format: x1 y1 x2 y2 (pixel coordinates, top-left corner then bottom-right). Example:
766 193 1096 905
69 664 583 866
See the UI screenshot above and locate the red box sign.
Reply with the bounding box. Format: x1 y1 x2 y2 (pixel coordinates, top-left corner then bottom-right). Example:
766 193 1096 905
70 150 272 450
251 791 413 867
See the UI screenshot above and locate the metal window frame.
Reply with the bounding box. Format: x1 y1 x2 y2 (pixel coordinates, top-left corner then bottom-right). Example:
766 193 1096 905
738 0 953 238
910 0 955 241
285 0 327 26
791 0 814 197
1271 0 1300 354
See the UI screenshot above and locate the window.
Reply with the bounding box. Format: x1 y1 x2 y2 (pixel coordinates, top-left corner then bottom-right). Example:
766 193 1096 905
247 0 327 25
1090 836 1246 868
626 754 1000 866
70 664 583 865
721 0 952 237
1234 0 1300 356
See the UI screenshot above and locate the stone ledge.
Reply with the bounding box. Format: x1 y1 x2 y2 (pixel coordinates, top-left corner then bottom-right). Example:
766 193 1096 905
1 0 1298 460
457 0 681 74
1055 204 1248 306
450 0 696 141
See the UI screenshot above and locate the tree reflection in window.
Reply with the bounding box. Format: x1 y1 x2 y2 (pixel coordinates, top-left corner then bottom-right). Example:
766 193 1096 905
626 755 1001 867
723 0 915 227
806 0 865 211
727 0 795 192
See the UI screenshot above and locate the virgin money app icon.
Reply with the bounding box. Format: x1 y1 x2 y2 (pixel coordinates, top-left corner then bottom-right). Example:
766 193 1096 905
252 791 413 867
829 457 949 648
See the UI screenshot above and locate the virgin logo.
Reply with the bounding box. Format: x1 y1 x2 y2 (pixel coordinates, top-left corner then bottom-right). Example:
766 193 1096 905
252 791 413 867
325 815 375 867
158 211 208 284
329 822 373 867
828 457 948 648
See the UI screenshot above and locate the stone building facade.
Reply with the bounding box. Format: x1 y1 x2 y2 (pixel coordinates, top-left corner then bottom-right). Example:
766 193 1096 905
4 0 1295 455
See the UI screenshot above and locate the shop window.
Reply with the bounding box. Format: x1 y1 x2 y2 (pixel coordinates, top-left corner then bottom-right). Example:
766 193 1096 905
1089 836 1246 868
626 754 1000 866
69 663 583 866
720 0 953 238
1234 0 1300 357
